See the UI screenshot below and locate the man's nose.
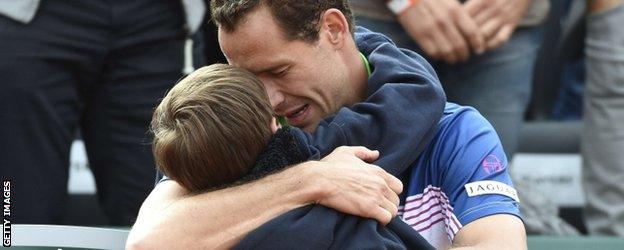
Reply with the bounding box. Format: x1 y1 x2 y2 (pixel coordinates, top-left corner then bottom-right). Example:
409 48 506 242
264 83 285 109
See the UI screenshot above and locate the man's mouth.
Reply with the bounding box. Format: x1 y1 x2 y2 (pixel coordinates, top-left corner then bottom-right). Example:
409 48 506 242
284 104 310 125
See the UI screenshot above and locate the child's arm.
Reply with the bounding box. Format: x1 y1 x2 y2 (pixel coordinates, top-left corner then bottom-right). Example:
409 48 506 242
308 42 446 176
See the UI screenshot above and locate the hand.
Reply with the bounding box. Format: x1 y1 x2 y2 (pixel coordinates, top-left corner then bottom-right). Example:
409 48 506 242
304 146 403 225
588 0 624 14
397 0 485 64
464 0 532 50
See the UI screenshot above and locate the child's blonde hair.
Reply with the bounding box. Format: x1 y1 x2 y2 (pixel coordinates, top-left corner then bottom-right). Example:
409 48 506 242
151 64 274 192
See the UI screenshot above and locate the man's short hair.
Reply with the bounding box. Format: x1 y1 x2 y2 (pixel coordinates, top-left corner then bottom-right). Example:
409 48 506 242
151 64 275 192
210 0 355 42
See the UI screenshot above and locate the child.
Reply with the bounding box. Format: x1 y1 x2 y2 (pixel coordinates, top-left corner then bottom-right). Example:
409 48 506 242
150 63 433 249
151 63 284 192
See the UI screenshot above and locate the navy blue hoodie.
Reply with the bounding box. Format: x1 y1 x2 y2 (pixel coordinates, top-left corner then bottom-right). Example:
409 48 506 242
233 27 445 249
304 27 445 176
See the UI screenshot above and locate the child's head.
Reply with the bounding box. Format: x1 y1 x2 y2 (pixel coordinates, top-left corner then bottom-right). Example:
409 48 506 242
151 64 276 192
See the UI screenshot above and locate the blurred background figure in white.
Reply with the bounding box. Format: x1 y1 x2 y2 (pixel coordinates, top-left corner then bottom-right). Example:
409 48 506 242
0 0 206 226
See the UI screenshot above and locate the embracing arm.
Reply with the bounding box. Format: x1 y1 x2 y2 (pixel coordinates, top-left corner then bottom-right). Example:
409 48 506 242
451 214 526 249
126 168 311 250
126 147 402 249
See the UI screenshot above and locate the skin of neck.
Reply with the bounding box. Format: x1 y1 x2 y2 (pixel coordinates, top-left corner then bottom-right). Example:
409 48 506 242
343 38 369 106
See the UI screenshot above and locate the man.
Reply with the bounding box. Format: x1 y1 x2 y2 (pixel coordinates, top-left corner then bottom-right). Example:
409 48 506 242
127 1 525 249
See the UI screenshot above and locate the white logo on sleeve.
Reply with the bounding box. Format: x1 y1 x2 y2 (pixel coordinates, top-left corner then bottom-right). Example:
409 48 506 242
464 181 520 202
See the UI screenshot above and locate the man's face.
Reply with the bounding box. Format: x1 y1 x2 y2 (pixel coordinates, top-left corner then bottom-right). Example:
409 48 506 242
218 6 354 132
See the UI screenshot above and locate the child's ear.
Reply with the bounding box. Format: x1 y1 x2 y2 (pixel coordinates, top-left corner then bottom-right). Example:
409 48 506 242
270 117 281 133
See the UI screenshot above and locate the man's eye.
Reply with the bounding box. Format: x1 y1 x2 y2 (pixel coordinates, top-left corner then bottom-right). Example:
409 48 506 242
273 67 288 77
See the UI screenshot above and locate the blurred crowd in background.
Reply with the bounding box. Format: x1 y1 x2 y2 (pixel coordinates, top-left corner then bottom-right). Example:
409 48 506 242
1 0 623 238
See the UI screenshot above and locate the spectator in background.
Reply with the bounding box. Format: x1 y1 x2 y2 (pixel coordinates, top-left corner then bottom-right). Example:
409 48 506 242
0 0 206 225
352 0 548 160
582 0 624 236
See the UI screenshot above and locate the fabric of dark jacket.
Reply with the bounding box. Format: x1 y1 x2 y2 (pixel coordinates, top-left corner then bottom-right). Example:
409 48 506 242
235 127 434 250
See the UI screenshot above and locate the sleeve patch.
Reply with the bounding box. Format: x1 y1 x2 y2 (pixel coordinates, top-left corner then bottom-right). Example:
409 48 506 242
464 181 519 202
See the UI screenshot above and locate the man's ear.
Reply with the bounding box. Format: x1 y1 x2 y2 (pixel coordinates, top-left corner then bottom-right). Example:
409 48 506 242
319 8 350 49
